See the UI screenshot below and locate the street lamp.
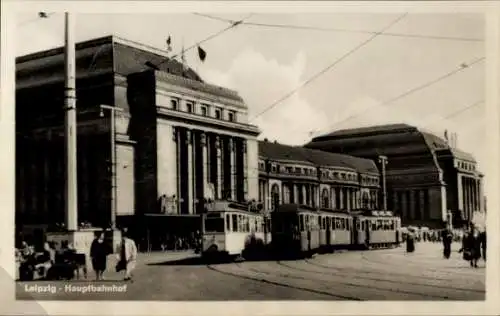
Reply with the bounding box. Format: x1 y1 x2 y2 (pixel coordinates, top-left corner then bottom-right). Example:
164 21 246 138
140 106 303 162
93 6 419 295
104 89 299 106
100 104 123 230
378 155 388 211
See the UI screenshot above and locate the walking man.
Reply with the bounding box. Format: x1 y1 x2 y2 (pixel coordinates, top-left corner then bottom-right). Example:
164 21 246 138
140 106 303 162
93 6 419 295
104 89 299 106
442 229 453 259
116 228 138 281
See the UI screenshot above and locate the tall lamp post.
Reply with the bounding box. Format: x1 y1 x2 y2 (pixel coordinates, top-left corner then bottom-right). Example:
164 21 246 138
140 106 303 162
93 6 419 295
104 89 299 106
64 12 78 231
100 104 123 229
378 155 388 211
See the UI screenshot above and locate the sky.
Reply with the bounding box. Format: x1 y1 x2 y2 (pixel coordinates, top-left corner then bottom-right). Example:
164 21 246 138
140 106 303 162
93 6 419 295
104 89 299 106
14 11 485 170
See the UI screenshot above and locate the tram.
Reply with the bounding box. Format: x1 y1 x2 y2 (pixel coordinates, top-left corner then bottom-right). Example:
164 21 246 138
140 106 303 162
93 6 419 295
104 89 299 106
351 210 401 249
201 201 270 260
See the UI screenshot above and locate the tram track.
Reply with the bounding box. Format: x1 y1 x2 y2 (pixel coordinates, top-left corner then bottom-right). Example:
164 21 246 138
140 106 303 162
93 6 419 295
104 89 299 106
273 261 459 300
205 263 363 300
300 258 484 294
233 261 453 300
359 252 485 278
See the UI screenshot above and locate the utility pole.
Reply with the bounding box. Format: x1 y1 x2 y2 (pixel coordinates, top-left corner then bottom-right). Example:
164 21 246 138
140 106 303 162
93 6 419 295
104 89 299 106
64 12 78 231
378 155 388 211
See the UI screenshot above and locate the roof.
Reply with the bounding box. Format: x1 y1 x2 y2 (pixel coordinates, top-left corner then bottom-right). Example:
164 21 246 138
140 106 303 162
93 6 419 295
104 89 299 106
16 35 203 83
258 140 378 174
308 123 477 164
312 123 415 141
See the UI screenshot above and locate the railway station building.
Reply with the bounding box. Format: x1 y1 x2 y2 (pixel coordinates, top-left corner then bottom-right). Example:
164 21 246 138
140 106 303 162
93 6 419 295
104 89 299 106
15 35 483 251
305 124 485 228
16 35 261 249
257 140 381 214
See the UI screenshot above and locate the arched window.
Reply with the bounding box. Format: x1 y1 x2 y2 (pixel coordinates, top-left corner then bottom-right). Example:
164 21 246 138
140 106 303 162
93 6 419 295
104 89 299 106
321 188 330 209
271 184 280 211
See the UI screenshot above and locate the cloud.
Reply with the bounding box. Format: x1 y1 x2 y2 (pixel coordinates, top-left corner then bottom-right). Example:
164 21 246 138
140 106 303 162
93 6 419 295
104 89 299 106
199 48 328 145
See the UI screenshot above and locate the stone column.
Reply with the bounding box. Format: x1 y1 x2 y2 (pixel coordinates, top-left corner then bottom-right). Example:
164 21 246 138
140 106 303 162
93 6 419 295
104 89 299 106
400 191 407 219
347 188 351 209
393 190 399 215
229 138 236 200
302 185 307 206
201 133 208 199
409 190 416 220
474 179 479 212
339 188 344 210
186 130 193 214
457 174 464 212
215 135 222 200
242 140 248 200
479 178 484 212
330 187 335 209
175 127 182 213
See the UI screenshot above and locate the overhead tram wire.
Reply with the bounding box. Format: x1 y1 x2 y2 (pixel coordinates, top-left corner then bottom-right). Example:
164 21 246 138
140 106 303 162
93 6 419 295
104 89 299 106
314 56 485 136
249 13 408 123
192 13 483 43
151 13 254 69
422 100 484 128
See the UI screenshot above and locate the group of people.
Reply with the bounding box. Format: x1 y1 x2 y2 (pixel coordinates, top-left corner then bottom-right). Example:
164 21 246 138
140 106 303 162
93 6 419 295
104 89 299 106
90 228 138 281
404 225 486 268
17 240 76 280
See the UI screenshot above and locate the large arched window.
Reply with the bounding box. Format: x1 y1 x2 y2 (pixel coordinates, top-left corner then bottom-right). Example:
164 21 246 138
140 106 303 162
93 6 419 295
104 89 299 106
271 184 280 211
321 188 330 209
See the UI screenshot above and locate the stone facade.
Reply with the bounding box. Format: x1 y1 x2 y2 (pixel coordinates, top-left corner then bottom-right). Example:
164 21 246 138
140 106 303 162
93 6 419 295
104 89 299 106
306 124 484 228
257 140 380 214
15 36 260 242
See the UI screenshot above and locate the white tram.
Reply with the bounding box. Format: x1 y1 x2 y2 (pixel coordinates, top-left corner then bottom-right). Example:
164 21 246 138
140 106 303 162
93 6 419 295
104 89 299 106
201 201 271 259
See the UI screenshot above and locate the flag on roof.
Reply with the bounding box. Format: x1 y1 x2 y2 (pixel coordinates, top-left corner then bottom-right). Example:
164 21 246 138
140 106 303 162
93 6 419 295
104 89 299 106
166 36 172 52
198 45 207 62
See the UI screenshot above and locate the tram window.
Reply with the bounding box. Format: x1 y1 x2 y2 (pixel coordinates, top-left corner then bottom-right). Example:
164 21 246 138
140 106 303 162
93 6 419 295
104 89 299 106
361 221 365 231
232 215 238 232
226 214 231 231
205 217 225 233
372 220 377 231
390 220 395 230
346 219 350 231
356 220 360 230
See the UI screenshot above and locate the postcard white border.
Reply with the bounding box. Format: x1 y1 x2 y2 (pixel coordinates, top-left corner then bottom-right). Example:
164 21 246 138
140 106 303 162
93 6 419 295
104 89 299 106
1 1 499 315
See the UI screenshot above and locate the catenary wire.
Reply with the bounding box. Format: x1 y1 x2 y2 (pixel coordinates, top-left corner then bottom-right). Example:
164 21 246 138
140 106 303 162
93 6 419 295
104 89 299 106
314 56 485 136
192 12 483 43
249 13 408 123
154 13 254 68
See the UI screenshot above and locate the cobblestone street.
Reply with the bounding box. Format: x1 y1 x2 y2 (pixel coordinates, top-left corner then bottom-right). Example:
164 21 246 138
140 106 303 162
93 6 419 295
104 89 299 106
16 242 485 301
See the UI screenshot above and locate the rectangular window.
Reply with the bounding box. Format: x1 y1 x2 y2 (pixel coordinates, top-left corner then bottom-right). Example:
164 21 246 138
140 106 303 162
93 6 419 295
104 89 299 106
228 111 235 122
186 102 194 113
171 98 179 110
204 218 225 233
226 214 231 230
201 106 208 116
232 214 238 232
215 108 222 119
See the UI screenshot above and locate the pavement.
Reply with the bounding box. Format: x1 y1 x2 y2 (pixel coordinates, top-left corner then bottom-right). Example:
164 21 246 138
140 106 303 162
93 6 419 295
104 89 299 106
16 242 485 301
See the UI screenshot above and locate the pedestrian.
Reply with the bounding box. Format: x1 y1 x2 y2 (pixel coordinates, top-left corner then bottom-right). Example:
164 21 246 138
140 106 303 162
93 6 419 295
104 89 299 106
441 229 452 259
406 231 415 253
116 228 138 281
459 226 481 268
480 230 486 262
90 231 110 281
